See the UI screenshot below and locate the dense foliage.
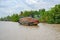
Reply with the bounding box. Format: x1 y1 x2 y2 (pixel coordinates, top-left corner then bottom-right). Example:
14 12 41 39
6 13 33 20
0 14 19 22
0 4 60 24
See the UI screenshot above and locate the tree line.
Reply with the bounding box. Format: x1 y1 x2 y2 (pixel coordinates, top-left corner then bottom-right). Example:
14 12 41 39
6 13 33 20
0 4 60 24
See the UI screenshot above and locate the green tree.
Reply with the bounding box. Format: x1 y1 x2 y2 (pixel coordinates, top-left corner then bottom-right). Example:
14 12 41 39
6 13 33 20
10 14 19 22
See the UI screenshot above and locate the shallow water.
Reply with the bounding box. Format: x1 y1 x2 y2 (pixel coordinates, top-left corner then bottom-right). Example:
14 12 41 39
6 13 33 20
0 21 60 40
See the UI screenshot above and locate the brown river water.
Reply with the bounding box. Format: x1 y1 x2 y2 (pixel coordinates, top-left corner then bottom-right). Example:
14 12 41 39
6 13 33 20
0 21 60 40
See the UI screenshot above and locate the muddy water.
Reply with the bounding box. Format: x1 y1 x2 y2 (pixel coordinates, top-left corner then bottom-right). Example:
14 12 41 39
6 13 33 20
0 21 60 40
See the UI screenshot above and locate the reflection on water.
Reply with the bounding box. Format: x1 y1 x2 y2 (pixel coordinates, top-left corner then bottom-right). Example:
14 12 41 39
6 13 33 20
0 21 60 40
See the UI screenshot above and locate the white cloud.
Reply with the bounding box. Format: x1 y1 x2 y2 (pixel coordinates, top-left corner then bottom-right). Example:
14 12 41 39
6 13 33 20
25 0 60 10
0 0 60 17
0 0 32 17
26 0 38 4
25 0 51 10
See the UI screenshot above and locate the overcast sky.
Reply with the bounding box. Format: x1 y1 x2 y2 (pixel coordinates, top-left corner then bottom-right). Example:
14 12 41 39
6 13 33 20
0 0 60 17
